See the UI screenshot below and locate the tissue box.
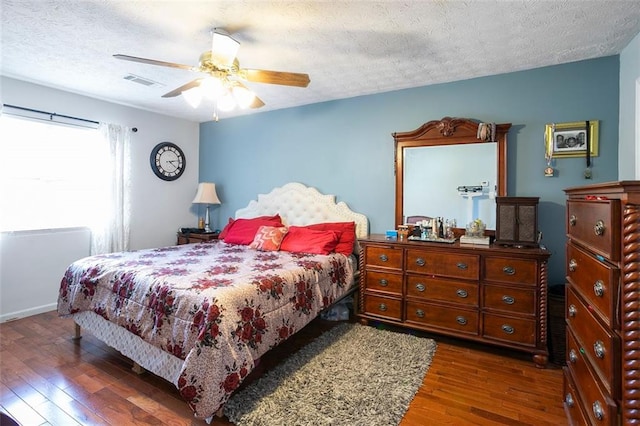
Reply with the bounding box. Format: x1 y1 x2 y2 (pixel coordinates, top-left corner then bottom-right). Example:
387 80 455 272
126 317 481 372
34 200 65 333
385 230 398 239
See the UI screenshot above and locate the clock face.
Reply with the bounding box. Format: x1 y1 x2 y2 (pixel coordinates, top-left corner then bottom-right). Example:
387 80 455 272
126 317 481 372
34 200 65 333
150 142 185 181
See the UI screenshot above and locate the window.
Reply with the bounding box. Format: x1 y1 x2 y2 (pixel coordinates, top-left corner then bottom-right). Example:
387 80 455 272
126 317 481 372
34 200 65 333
0 114 109 232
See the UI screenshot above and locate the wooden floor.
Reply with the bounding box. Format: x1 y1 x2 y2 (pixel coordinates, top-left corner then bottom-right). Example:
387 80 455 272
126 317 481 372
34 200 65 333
0 311 567 425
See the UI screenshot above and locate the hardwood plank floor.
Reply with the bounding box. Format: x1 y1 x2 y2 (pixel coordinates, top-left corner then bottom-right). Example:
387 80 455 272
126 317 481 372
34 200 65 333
0 311 567 425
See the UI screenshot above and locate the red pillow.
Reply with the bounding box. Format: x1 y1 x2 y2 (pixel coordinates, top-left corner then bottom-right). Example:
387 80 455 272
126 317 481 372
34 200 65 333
280 226 340 255
219 217 235 240
305 222 356 255
223 215 283 245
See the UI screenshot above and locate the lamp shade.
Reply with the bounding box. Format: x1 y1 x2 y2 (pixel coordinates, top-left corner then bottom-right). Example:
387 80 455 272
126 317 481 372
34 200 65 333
192 182 221 205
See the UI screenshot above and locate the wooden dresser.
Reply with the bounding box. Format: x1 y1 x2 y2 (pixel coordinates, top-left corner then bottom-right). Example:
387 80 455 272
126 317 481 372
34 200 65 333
357 235 551 367
563 181 640 425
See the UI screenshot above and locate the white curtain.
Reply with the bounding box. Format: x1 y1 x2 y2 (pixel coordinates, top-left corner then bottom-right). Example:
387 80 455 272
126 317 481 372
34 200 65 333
90 123 131 255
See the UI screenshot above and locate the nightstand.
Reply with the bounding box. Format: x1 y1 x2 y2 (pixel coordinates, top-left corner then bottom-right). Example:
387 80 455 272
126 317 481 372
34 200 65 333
176 231 219 245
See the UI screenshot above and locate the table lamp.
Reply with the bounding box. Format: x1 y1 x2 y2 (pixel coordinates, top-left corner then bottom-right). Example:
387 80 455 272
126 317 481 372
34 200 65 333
192 182 221 232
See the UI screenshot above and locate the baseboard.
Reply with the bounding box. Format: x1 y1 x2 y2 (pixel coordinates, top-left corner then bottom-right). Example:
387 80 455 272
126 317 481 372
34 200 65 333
0 303 57 323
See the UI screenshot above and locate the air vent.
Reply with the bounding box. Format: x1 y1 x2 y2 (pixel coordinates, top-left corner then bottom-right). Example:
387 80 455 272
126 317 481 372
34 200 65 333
123 74 164 87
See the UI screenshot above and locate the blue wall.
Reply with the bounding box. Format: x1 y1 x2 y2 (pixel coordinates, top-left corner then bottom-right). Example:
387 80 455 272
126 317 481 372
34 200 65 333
200 56 620 286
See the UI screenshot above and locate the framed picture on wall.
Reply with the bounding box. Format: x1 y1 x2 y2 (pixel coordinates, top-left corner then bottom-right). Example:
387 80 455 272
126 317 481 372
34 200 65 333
545 120 599 158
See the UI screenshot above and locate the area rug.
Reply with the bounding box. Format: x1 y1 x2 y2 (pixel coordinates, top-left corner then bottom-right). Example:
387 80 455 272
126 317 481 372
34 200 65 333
223 322 437 426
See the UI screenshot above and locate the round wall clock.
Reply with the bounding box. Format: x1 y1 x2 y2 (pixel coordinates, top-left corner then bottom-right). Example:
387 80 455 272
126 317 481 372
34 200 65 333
150 142 185 181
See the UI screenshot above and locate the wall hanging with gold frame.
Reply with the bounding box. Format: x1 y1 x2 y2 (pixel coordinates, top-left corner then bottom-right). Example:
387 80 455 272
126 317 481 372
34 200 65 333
545 120 599 158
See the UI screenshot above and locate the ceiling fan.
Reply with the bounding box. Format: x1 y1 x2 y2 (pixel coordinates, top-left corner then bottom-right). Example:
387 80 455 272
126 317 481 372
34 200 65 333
114 28 310 117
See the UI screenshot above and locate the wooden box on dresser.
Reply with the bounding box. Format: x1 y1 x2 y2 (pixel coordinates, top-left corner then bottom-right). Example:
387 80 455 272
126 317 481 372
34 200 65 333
563 181 640 425
357 234 551 367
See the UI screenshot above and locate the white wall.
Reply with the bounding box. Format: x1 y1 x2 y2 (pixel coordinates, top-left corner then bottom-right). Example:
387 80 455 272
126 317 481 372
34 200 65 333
0 228 90 321
619 32 640 179
0 77 200 321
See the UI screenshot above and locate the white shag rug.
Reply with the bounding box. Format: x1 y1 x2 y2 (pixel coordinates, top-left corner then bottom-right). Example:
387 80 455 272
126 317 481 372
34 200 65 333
224 322 437 426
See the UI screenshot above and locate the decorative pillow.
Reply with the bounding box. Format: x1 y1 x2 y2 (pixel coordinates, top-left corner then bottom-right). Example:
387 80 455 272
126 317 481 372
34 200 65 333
304 222 356 255
249 226 288 251
219 217 235 240
222 215 283 245
280 226 340 255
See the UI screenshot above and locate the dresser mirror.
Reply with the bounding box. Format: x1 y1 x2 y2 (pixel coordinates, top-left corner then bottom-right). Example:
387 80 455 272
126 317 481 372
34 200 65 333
394 117 511 230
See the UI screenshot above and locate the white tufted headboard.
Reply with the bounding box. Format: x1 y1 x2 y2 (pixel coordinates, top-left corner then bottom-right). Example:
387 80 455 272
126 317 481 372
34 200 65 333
235 182 368 239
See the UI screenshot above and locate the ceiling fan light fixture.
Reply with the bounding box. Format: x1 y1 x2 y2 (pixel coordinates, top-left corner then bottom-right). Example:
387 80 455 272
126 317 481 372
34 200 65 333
217 90 236 112
232 85 256 109
211 28 240 66
182 86 203 108
200 77 225 99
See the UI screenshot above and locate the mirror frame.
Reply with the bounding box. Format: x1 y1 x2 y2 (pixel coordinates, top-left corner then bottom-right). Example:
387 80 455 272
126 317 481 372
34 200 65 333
393 117 512 229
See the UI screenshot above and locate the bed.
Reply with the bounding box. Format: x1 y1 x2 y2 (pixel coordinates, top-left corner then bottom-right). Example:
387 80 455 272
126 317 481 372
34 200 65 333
57 182 368 421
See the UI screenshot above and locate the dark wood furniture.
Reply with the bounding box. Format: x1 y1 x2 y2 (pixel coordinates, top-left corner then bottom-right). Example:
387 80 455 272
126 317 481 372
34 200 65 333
176 231 219 245
495 196 540 247
563 181 640 425
357 235 551 367
393 116 511 228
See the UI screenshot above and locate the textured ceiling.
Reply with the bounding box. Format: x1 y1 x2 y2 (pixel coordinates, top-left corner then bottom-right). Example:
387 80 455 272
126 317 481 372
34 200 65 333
2 1 640 123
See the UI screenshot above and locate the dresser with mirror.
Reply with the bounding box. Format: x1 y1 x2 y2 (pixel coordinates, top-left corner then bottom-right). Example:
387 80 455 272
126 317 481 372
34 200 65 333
358 117 551 367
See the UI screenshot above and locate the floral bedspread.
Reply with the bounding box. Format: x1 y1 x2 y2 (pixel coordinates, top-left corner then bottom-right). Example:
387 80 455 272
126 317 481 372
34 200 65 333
57 240 354 419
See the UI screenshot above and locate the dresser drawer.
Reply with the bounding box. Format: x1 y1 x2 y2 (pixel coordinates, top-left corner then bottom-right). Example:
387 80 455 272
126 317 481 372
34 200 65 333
484 257 537 285
483 284 535 315
566 287 620 392
364 245 403 270
564 329 618 425
406 275 478 306
566 325 618 398
566 242 620 328
567 199 620 261
405 300 478 335
405 249 479 280
362 293 402 321
482 313 536 346
563 368 591 426
363 271 403 295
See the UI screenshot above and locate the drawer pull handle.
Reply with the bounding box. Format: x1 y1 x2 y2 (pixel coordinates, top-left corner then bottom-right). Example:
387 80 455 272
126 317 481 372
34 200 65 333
565 393 574 407
594 220 605 236
568 304 577 317
456 263 468 270
594 340 606 359
501 324 515 334
569 214 577 227
592 401 605 421
502 295 515 305
455 316 467 325
569 349 578 363
593 280 605 297
416 309 425 318
502 266 515 275
379 254 389 262
378 303 387 312
456 289 468 298
415 283 425 292
568 259 577 272
415 257 426 267
379 279 388 287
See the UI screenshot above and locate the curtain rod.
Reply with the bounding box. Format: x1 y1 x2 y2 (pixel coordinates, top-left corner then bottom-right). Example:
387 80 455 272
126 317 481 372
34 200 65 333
2 103 99 125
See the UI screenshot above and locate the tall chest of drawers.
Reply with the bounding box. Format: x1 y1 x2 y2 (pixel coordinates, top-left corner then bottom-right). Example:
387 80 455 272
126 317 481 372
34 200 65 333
357 235 551 367
563 181 640 425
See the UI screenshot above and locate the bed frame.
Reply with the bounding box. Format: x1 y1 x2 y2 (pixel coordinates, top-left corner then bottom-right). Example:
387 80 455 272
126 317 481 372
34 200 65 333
70 182 368 419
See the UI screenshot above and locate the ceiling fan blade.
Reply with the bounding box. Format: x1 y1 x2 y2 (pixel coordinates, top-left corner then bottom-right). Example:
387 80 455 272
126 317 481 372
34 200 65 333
241 69 310 87
162 79 203 98
114 54 194 71
250 95 265 109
